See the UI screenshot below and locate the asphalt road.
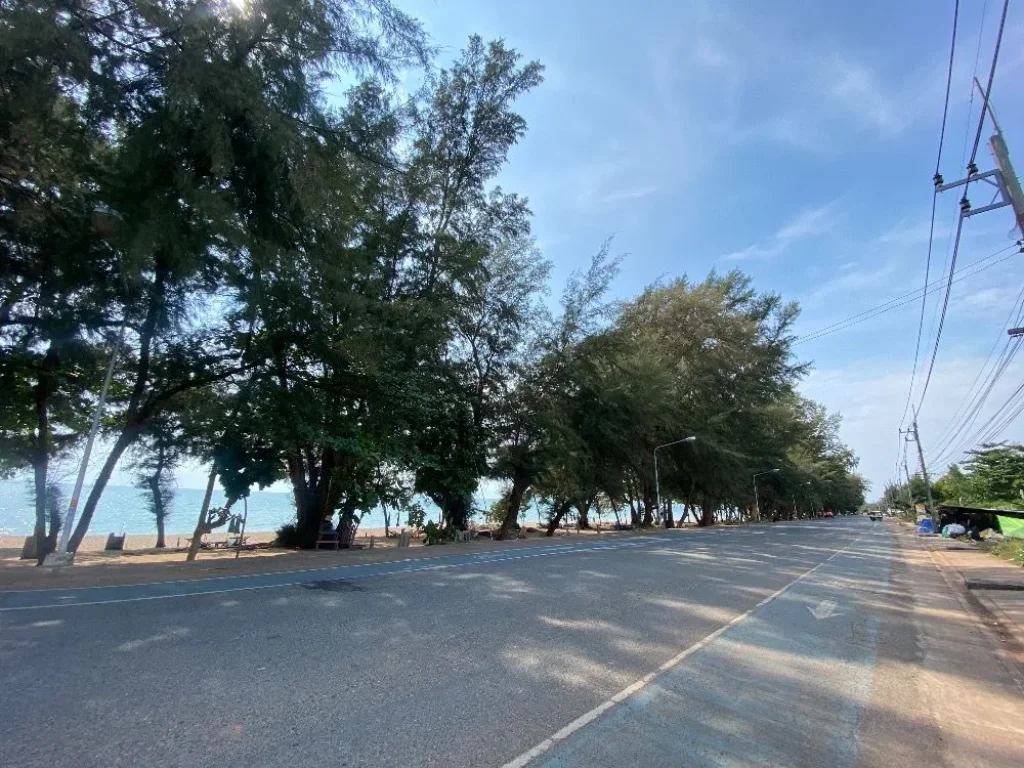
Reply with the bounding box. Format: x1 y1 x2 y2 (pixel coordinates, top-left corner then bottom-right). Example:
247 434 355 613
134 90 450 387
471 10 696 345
1 518 922 767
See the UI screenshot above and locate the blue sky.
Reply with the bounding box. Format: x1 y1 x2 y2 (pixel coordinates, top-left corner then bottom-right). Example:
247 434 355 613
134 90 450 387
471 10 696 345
394 0 1024 495
86 0 1023 500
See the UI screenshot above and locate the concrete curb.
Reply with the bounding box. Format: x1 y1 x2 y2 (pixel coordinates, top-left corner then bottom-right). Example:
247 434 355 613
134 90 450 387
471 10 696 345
965 578 1024 591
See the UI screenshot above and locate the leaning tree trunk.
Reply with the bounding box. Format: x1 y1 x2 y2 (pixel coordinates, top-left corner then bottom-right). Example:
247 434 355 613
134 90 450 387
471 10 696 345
496 470 530 540
67 427 138 553
187 468 218 562
545 501 572 536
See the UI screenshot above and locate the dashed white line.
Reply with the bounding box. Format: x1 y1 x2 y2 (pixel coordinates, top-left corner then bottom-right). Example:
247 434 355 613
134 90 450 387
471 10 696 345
499 531 870 768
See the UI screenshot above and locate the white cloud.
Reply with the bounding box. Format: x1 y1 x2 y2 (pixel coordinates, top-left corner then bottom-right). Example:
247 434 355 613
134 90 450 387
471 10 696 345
720 201 841 262
801 260 902 306
596 185 660 204
827 57 904 135
876 217 950 246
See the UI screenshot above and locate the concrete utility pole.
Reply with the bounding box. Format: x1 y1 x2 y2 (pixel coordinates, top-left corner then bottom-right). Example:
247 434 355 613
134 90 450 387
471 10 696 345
902 416 936 521
654 436 696 526
902 459 914 507
45 323 126 566
935 80 1024 236
752 469 780 521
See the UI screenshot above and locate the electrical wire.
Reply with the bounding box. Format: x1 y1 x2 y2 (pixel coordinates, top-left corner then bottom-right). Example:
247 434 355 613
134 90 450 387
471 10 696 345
914 0 1011 420
926 278 1024 454
928 337 1022 468
898 0 962 429
950 376 1024 460
917 213 967 411
795 244 1019 346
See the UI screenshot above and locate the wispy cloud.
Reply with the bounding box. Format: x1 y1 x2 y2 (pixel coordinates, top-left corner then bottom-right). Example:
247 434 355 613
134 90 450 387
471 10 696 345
720 202 841 262
875 217 945 246
827 57 904 135
596 185 660 204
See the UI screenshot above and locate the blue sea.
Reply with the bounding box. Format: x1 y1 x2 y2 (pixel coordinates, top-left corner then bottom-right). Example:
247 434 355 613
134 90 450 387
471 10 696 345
0 480 474 536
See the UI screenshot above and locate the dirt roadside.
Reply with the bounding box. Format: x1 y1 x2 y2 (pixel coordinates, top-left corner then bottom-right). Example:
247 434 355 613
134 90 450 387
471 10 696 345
0 527 667 591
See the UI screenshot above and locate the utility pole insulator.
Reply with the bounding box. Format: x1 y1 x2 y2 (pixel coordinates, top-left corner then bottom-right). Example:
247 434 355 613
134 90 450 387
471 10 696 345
935 88 1023 235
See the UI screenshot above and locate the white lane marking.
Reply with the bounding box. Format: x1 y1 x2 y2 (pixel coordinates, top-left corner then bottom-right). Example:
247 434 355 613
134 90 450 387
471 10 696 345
499 531 869 768
807 598 839 620
0 537 672 611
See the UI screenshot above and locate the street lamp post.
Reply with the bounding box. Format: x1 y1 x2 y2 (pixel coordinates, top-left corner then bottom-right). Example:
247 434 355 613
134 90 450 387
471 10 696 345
753 469 781 521
654 436 697 526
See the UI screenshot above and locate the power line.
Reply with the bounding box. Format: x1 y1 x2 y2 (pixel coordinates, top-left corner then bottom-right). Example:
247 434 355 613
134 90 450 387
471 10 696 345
899 0 961 428
917 212 967 411
913 0 1012 417
795 243 1019 346
944 376 1024 465
928 336 1022 468
926 279 1024 453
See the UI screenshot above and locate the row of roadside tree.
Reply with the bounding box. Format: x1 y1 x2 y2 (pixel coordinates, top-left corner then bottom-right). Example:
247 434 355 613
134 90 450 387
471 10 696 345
0 1 865 562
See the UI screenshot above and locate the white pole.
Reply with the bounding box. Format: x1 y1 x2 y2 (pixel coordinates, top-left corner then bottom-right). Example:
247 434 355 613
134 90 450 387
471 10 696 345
652 436 696 527
56 324 125 555
753 474 760 521
654 447 662 524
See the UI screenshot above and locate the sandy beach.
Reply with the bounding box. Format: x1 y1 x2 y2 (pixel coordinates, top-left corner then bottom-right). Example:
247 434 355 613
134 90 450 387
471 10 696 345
0 525 412 554
0 523 623 592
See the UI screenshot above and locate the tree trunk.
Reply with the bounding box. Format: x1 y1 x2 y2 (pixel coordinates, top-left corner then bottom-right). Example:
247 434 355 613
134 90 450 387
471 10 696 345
625 477 640 526
575 500 591 529
32 343 58 564
445 494 471 530
31 453 49 565
147 475 167 549
186 468 218 562
698 498 716 527
641 483 655 527
68 427 138 552
496 470 529 540
545 501 572 536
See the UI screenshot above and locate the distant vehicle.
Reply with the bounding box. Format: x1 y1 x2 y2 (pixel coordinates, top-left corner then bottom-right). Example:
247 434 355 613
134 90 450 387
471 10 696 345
819 511 835 519
869 513 882 521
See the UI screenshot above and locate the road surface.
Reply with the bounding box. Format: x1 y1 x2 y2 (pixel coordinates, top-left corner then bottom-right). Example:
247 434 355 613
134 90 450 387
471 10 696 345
0 518 1017 767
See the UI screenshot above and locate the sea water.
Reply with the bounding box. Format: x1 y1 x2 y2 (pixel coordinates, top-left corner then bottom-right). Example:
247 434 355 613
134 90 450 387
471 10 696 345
0 480 467 536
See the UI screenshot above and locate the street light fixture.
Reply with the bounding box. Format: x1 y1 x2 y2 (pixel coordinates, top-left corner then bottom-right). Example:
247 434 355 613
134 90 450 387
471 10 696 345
753 469 781 522
654 436 697 526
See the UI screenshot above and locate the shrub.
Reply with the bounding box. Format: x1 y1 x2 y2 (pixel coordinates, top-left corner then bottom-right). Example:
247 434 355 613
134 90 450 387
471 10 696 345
988 538 1024 566
274 522 301 548
423 520 447 546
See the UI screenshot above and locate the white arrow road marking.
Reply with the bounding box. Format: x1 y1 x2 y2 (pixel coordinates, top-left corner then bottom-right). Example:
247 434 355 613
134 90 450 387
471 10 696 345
807 598 838 620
